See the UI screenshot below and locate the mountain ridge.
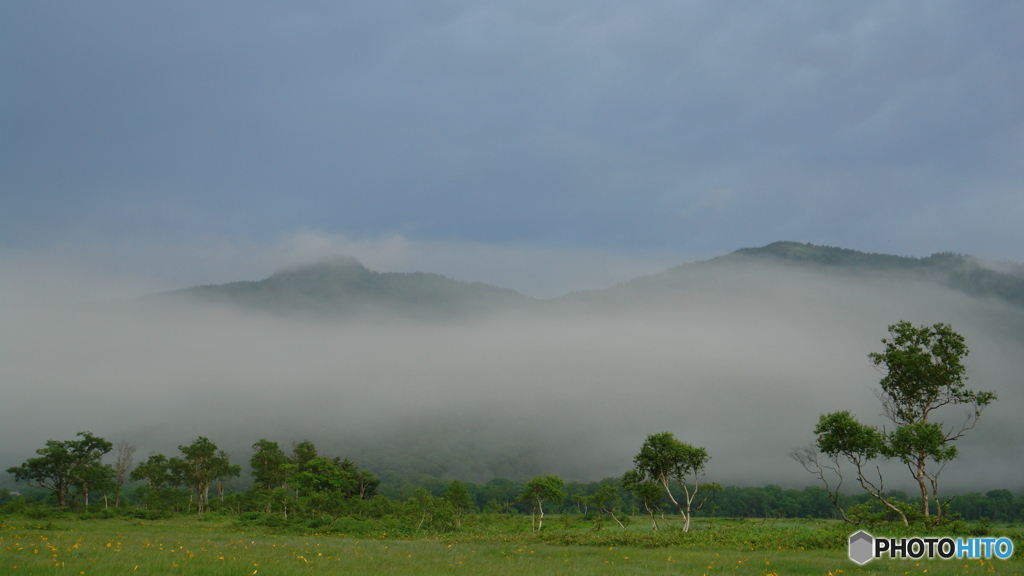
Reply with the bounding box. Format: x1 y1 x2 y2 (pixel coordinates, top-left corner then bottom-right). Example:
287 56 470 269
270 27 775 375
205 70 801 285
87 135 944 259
162 254 535 319
155 241 1024 316
593 241 1024 307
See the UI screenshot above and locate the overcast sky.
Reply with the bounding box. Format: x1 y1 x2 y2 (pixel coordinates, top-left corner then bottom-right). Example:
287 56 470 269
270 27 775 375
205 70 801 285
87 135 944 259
3 1 1024 295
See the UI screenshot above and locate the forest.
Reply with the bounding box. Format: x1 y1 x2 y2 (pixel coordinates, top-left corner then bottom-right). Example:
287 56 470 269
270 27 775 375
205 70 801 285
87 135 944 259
3 431 1023 535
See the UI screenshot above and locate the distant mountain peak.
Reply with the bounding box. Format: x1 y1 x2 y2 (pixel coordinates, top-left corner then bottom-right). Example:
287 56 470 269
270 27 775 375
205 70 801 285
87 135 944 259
271 255 368 275
714 242 1024 307
265 256 372 285
729 241 960 268
164 255 533 319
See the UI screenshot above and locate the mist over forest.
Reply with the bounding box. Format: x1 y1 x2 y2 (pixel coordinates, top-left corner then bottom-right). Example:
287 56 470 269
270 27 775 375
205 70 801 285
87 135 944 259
2 242 1022 492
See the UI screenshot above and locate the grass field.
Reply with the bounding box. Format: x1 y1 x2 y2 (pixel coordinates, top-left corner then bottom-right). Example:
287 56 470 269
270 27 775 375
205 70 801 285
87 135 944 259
1 516 1021 575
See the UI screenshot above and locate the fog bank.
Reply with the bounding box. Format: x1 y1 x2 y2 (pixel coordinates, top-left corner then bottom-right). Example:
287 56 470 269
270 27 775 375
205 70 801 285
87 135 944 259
2 259 1021 491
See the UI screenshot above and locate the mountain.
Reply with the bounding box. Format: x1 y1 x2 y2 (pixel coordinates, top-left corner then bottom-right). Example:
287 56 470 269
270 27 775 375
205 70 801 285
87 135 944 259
159 242 1024 317
612 241 1024 308
160 255 535 319
139 242 1024 327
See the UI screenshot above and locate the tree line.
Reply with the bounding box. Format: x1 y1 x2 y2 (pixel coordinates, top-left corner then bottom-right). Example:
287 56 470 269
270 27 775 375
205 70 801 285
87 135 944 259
3 432 1021 526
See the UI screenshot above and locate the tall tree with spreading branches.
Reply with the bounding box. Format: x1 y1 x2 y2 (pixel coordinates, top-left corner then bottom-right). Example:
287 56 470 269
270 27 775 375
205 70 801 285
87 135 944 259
868 321 996 523
631 432 711 532
520 474 564 532
6 431 112 509
797 321 997 527
173 437 239 514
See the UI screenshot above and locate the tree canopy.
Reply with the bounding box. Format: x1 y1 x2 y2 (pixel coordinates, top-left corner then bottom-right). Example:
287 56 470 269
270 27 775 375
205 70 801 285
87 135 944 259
631 432 711 532
6 431 113 509
520 474 564 531
801 321 998 527
868 321 997 522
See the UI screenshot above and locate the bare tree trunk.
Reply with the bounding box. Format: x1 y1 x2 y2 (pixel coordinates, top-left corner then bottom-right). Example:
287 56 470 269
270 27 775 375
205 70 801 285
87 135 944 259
929 474 943 525
857 464 908 526
644 502 660 530
791 445 854 523
114 441 135 508
916 456 930 519
661 477 696 532
602 507 626 529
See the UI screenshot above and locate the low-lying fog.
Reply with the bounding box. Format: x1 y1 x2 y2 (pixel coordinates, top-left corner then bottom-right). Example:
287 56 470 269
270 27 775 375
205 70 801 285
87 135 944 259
2 259 1022 492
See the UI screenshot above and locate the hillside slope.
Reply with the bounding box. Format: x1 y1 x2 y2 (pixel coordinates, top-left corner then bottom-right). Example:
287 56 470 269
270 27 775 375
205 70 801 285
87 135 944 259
608 241 1024 309
162 255 535 319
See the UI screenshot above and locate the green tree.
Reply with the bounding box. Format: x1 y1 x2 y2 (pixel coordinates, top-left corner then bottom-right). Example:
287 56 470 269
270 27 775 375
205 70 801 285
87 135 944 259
211 450 242 502
631 432 710 532
129 454 193 511
809 410 908 525
286 442 377 498
250 439 288 490
276 441 379 518
587 482 627 529
868 321 997 523
352 468 380 499
173 437 239 514
285 440 319 498
409 487 455 532
291 441 318 469
292 456 351 494
443 480 473 529
249 439 290 514
6 431 112 509
130 454 177 490
72 459 116 509
621 469 663 530
520 474 564 532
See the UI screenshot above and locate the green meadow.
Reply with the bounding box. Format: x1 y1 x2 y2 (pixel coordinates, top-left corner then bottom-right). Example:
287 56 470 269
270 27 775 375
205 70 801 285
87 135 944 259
2 516 1021 575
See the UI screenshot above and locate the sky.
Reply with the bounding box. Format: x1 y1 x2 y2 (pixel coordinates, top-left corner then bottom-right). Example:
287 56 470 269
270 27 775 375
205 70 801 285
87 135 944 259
3 1 1024 298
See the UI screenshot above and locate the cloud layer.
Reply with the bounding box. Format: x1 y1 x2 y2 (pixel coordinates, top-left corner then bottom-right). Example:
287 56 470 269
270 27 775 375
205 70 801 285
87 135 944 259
3 2 1024 260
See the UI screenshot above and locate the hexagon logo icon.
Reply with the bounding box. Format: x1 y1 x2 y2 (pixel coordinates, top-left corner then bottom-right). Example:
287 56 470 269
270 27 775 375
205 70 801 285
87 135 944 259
849 530 874 565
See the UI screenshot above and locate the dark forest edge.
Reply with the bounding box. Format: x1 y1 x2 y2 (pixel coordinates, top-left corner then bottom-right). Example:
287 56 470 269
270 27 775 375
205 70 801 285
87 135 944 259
3 432 1022 541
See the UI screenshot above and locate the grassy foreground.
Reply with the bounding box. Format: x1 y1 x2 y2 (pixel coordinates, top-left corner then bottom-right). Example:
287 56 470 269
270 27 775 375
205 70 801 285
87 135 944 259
1 516 1021 575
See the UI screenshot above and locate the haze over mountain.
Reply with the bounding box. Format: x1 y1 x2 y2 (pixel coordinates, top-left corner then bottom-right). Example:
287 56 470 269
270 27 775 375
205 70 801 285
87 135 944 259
155 241 1024 318
3 242 1022 492
159 255 535 320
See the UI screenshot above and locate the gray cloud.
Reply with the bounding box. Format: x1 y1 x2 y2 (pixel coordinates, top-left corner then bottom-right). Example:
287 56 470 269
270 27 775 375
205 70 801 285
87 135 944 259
2 2 1023 259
